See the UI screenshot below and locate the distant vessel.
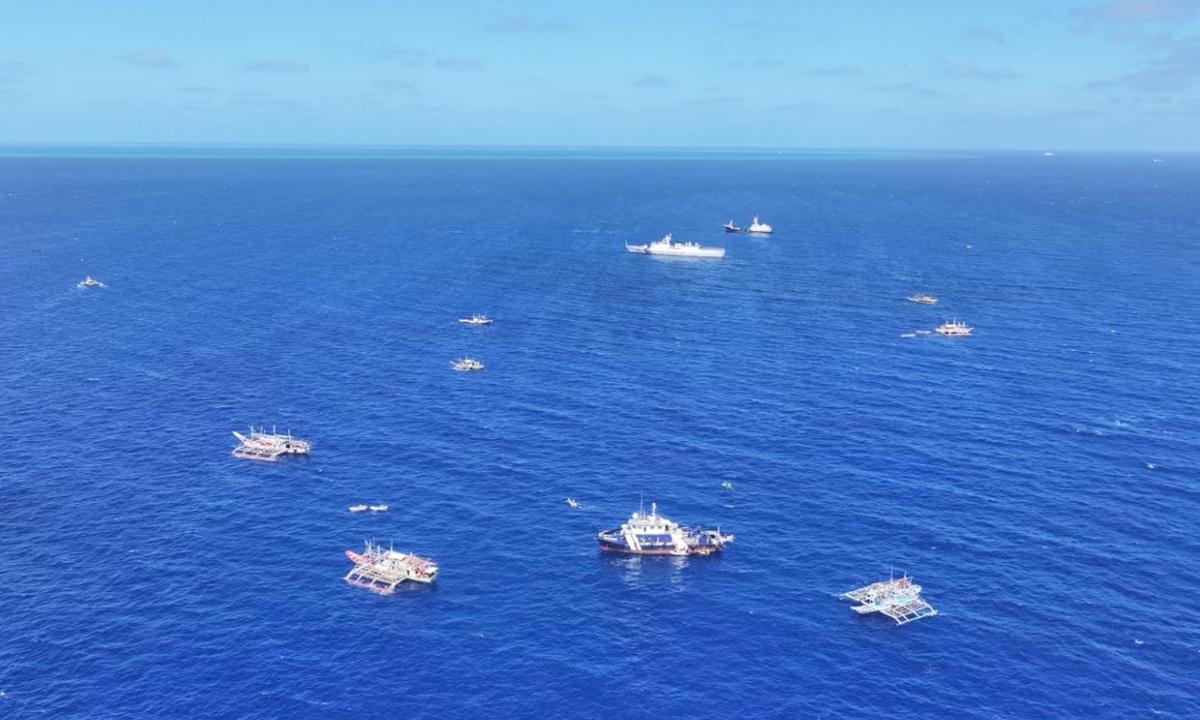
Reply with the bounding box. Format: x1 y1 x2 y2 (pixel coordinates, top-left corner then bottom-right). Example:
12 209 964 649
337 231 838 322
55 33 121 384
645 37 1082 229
625 234 725 258
349 505 368 513
723 221 744 233
369 504 389 512
915 329 932 335
907 293 938 304
451 358 485 372
839 573 937 625
722 481 733 491
77 276 103 289
900 333 916 338
232 427 312 461
597 502 734 556
935 319 974 337
566 498 581 509
344 541 438 593
459 314 493 326
747 216 773 234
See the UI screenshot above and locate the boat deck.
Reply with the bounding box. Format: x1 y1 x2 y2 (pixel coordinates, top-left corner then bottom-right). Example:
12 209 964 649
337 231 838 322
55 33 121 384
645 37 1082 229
880 597 938 625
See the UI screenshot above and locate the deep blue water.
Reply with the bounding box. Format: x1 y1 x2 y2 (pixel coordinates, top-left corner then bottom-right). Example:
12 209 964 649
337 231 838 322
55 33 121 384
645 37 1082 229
1 153 1198 719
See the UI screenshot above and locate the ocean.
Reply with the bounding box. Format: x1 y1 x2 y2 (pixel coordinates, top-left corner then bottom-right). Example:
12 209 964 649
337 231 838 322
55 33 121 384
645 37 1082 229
0 151 1197 719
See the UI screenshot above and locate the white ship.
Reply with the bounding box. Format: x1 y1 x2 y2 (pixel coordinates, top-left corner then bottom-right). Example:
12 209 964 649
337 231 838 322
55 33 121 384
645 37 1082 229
459 314 493 326
747 216 773 234
625 234 725 258
935 319 973 337
77 276 104 289
597 502 734 556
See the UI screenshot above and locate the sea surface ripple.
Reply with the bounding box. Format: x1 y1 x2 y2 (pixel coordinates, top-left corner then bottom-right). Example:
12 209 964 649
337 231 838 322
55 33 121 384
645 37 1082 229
0 153 1198 719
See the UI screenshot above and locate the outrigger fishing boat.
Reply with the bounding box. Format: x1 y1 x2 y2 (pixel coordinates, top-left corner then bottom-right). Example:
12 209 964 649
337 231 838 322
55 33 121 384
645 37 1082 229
344 540 438 593
597 502 733 556
935 319 973 337
231 426 311 461
839 573 938 625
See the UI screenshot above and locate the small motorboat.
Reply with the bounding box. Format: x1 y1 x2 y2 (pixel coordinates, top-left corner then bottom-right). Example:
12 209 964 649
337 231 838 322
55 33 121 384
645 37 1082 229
369 504 389 512
722 481 733 491
349 505 368 513
907 294 938 305
900 333 917 338
747 216 773 234
915 329 932 335
566 498 581 509
77 276 103 289
459 314 493 326
723 221 744 233
451 358 485 371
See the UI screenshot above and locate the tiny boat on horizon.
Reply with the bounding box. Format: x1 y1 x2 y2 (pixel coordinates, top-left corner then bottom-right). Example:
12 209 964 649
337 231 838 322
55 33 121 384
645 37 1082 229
77 276 103 289
566 498 581 509
723 221 744 233
459 314 493 326
597 502 733 556
907 293 938 304
625 234 725 258
349 505 369 513
369 504 389 512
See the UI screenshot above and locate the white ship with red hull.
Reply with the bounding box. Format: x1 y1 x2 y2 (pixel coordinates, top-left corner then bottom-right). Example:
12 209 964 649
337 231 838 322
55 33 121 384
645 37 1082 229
597 502 733 556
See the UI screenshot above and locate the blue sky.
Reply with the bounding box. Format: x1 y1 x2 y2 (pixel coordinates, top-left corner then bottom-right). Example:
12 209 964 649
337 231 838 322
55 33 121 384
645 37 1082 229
1 0 1198 150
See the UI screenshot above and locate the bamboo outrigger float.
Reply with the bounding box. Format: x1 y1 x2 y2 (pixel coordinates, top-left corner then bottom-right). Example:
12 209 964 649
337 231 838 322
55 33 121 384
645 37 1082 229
840 573 938 625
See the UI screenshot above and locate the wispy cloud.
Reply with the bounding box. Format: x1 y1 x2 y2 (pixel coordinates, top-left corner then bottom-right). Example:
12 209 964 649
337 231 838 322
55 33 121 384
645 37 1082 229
483 15 573 33
367 44 483 72
1118 37 1200 89
242 60 310 74
812 64 863 76
946 63 1020 80
1070 0 1199 27
632 73 675 88
878 82 947 99
433 54 482 71
125 50 177 68
964 27 1006 43
374 78 418 94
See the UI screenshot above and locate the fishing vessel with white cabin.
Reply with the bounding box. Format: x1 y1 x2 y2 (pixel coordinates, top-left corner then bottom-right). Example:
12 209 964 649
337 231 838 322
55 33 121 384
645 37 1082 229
231 427 312 461
344 540 438 593
839 573 937 625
